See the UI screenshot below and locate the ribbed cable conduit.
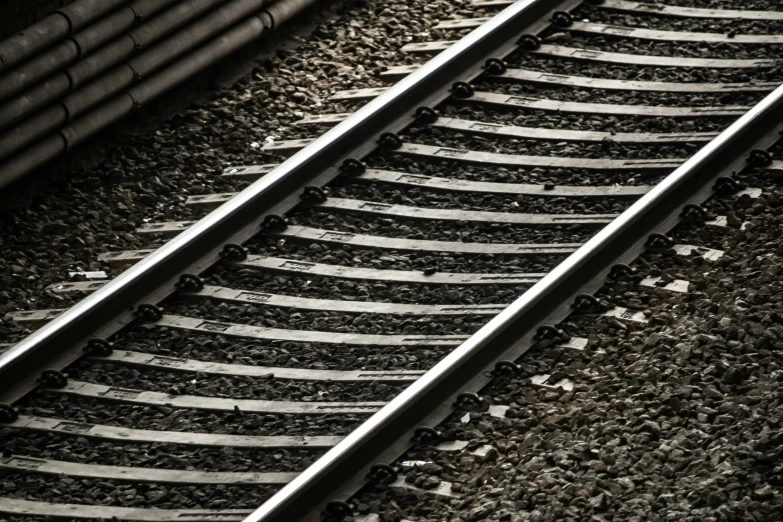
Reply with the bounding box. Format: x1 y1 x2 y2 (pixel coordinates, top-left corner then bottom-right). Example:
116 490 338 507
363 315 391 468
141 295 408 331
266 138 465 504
0 0 132 73
0 0 184 103
0 0 230 132
0 0 266 161
0 0 321 188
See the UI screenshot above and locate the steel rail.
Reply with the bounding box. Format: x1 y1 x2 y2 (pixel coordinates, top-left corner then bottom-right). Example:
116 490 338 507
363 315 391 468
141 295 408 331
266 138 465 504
0 0 578 403
244 73 783 522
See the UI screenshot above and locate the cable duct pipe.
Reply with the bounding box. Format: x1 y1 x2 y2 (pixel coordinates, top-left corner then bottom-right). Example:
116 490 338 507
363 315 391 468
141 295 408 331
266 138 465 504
0 0 181 103
68 0 228 89
0 0 258 160
0 0 322 188
0 0 225 131
264 0 320 25
0 0 132 73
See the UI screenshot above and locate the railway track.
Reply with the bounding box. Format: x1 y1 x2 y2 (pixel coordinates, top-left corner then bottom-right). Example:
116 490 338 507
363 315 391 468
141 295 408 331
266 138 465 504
3 0 783 520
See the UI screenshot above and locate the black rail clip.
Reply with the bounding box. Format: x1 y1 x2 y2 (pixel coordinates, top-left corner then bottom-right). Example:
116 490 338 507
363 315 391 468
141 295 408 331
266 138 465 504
323 500 353 520
518 34 541 50
39 369 68 388
451 81 475 98
135 303 163 322
412 426 442 443
680 204 707 222
262 214 288 230
415 106 439 124
301 186 327 203
535 325 567 342
714 176 740 195
176 274 204 293
378 132 402 150
609 263 638 279
340 158 366 177
552 11 574 27
491 360 521 376
85 338 114 356
748 149 772 168
220 243 248 261
484 58 507 75
571 293 601 313
0 404 18 423
646 233 675 249
455 391 485 409
368 464 398 484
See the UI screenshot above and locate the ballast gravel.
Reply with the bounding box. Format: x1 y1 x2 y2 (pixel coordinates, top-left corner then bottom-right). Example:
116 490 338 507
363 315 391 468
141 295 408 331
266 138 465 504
2 0 783 517
342 169 783 521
